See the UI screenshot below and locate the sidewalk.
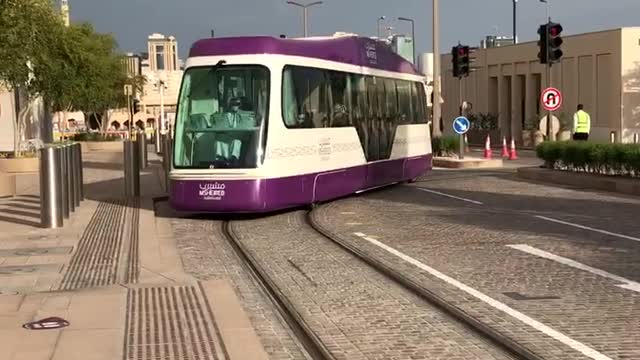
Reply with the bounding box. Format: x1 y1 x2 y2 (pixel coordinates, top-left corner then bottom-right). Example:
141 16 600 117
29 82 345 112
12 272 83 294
0 145 268 360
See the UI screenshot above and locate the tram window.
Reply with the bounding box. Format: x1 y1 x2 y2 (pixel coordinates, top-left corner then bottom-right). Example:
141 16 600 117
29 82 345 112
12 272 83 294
397 80 414 125
413 82 427 124
173 65 270 169
327 70 351 127
282 66 329 128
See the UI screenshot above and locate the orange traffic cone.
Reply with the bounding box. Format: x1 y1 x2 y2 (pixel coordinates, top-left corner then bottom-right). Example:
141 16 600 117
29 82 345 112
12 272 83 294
509 138 518 160
501 137 509 158
483 135 492 159
464 134 470 153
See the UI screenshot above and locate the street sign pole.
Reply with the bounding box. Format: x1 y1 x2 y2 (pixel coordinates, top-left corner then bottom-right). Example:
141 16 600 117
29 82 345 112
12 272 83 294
453 116 470 161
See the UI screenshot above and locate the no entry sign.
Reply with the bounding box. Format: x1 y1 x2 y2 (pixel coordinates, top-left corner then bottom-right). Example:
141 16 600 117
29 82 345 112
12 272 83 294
541 87 562 111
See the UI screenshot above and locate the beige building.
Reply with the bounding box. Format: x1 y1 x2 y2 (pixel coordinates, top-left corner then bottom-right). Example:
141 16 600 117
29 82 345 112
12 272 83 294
441 27 640 144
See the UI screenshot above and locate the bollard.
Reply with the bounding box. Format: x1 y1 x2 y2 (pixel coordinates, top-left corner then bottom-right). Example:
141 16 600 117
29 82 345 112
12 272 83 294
72 143 81 207
60 145 70 219
77 143 84 201
634 133 639 144
137 132 148 169
610 131 616 143
123 140 140 197
155 129 161 154
162 134 172 192
39 146 63 228
65 145 75 213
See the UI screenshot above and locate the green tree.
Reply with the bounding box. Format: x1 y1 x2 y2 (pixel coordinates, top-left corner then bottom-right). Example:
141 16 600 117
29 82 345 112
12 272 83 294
0 0 63 156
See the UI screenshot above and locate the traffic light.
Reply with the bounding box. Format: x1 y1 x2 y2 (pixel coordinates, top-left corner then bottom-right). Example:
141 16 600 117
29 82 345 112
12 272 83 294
537 24 548 64
452 45 476 78
548 22 563 63
132 99 141 114
460 45 476 77
538 22 563 65
452 45 462 78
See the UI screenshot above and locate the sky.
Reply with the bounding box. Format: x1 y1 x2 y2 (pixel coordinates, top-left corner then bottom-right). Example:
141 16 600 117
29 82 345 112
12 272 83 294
69 0 640 59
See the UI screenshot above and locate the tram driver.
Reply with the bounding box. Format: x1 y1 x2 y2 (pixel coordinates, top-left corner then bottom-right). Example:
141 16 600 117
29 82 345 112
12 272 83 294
212 97 256 166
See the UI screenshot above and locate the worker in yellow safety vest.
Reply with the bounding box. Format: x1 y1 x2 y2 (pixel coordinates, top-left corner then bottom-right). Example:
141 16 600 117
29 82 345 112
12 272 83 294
572 104 591 141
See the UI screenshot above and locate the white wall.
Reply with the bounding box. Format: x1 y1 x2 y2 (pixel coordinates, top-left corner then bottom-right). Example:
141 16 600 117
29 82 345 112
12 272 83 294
0 90 16 152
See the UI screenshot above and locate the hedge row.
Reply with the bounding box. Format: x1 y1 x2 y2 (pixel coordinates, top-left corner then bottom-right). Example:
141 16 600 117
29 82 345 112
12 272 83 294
432 136 462 157
72 132 120 142
536 141 640 177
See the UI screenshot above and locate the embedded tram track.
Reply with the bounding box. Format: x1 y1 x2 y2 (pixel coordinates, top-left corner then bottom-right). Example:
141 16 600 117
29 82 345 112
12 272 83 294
221 220 336 360
221 206 543 360
306 207 543 360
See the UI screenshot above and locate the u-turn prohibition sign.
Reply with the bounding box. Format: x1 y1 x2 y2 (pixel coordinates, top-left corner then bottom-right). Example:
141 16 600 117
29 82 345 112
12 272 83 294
541 87 562 111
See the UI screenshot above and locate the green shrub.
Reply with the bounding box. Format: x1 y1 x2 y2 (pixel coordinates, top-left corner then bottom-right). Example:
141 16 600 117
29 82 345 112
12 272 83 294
72 132 119 142
536 141 640 177
432 135 461 157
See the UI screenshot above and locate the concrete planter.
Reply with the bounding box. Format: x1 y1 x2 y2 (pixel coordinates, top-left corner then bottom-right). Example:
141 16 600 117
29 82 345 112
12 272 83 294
532 131 545 146
557 130 572 141
0 157 39 173
81 141 123 152
433 156 503 169
521 130 533 148
0 173 16 197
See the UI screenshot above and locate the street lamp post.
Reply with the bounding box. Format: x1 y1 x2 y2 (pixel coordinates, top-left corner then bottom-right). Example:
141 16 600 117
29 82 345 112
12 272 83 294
432 0 442 137
377 16 386 38
398 17 416 64
286 1 323 37
513 0 518 43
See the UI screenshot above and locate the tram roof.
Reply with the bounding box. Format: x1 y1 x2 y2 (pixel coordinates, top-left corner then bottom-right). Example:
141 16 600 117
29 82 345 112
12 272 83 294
188 36 421 76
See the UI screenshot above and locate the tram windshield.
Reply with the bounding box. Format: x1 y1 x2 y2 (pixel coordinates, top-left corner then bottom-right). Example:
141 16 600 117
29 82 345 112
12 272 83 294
173 65 269 169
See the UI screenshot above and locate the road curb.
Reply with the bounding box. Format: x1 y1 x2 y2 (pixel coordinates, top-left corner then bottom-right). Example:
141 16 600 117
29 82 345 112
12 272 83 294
517 167 640 196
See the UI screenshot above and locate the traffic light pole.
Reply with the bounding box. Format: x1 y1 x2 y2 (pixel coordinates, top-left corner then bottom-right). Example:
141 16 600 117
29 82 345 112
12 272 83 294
459 77 464 160
546 18 552 141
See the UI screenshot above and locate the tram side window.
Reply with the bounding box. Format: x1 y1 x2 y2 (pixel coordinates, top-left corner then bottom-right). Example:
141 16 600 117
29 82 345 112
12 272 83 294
282 66 329 128
396 80 414 125
412 82 427 124
327 70 352 127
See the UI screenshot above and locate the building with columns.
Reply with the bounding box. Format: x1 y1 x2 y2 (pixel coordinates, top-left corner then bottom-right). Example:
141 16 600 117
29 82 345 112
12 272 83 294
441 27 640 144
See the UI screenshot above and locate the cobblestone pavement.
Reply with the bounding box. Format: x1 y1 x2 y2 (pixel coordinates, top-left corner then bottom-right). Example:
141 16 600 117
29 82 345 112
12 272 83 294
313 173 640 360
411 169 640 280
162 203 307 360
230 210 516 360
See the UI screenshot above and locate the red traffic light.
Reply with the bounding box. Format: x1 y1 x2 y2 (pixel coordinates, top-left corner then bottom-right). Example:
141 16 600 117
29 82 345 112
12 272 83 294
549 23 563 37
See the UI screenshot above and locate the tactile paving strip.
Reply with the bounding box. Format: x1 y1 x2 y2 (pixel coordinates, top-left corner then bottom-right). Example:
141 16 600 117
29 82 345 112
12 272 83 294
57 200 140 290
123 284 227 360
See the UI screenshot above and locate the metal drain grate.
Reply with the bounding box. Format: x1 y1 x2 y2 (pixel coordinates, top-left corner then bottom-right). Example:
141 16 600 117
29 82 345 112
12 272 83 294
123 285 227 360
58 200 131 290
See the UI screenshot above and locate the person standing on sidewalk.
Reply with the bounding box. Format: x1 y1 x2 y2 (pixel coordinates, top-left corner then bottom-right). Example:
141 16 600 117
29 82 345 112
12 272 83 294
572 104 591 141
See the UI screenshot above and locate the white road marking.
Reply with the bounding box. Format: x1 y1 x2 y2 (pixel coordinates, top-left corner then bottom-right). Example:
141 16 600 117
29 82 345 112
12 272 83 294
507 244 640 293
535 215 640 243
353 232 613 360
414 187 484 205
345 222 362 226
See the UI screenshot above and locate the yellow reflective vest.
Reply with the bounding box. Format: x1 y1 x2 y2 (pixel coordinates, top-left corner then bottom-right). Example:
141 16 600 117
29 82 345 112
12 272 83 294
573 110 591 134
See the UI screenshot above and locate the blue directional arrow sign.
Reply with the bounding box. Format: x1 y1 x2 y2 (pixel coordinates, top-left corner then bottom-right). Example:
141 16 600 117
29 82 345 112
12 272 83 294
453 116 470 135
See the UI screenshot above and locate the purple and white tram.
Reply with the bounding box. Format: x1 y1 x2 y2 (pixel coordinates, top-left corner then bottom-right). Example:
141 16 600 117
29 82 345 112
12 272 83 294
169 35 433 213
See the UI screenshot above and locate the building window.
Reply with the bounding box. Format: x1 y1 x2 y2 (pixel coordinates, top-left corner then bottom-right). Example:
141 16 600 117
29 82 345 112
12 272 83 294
155 45 165 71
172 45 177 71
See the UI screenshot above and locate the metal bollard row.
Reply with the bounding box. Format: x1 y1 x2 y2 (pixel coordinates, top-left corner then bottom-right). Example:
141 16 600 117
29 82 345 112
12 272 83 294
162 134 172 192
124 139 140 197
40 142 84 228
